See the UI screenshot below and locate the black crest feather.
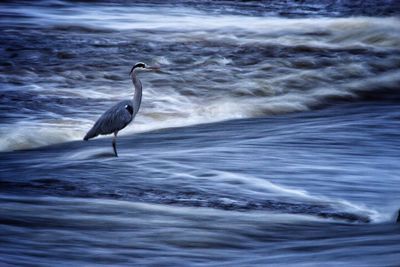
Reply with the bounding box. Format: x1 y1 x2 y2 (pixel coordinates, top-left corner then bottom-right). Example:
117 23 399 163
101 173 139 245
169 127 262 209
130 62 146 74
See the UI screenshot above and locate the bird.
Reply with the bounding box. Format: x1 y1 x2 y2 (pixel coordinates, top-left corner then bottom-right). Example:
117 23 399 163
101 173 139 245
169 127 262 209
83 62 159 157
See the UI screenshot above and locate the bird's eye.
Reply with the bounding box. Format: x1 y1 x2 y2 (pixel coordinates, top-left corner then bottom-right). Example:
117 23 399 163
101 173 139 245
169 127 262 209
124 105 128 108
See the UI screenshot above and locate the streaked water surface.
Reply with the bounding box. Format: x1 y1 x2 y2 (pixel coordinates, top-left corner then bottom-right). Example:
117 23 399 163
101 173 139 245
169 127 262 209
1 1 400 266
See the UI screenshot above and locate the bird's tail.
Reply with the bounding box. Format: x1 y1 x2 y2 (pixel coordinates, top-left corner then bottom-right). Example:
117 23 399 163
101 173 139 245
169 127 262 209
83 128 97 141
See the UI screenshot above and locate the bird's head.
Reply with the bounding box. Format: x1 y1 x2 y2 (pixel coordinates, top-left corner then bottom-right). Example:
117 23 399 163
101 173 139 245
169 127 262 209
129 62 160 75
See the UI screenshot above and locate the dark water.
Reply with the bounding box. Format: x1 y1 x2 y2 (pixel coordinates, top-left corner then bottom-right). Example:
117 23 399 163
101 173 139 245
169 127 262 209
1 1 400 266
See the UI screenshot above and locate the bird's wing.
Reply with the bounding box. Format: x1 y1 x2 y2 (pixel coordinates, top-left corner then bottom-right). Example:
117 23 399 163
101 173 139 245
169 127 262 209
84 100 133 140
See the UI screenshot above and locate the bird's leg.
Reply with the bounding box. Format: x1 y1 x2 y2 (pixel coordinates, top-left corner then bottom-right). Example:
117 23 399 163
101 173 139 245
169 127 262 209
112 131 118 157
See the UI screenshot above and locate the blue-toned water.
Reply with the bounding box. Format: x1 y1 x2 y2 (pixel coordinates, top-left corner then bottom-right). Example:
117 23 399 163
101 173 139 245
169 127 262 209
1 1 400 266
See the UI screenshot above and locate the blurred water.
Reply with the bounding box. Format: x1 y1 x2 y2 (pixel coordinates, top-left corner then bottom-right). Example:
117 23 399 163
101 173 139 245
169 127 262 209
1 1 400 151
1 1 400 266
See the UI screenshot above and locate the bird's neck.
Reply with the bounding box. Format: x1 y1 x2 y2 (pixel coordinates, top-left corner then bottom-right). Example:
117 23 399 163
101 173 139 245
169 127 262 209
130 70 142 112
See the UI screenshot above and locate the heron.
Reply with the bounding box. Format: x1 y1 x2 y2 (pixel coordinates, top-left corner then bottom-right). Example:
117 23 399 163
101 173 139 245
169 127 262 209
83 62 159 157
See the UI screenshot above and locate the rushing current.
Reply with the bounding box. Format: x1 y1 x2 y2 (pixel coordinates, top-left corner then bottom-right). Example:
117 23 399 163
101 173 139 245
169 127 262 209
1 1 400 266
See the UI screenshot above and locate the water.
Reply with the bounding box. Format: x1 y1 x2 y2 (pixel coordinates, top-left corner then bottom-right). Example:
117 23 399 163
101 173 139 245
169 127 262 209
1 1 400 266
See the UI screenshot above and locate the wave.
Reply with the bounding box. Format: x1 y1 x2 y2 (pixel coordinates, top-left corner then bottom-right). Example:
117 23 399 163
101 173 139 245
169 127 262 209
189 170 377 223
0 169 379 223
1 68 399 152
1 4 400 151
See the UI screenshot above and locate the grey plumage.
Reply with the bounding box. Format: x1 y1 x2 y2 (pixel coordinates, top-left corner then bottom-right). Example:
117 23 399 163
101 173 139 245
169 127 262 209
83 100 134 140
84 62 158 156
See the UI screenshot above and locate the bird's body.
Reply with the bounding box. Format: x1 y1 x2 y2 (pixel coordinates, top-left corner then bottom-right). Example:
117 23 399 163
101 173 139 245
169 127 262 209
84 62 156 156
83 100 135 140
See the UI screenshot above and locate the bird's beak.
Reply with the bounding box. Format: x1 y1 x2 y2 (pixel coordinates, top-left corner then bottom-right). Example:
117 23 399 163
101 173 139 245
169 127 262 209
146 66 160 72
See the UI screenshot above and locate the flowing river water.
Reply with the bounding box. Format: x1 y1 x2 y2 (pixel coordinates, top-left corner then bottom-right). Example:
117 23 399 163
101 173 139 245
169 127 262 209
1 1 400 266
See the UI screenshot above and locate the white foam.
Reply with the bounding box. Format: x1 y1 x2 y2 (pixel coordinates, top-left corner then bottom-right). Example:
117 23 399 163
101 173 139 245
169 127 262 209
2 7 399 152
2 66 398 152
0 121 89 152
14 4 400 48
